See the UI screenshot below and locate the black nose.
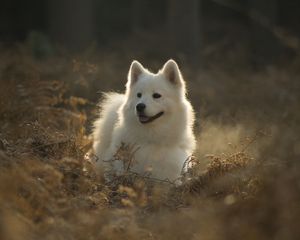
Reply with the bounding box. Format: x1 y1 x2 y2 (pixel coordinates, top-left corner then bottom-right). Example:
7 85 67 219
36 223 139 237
136 103 146 112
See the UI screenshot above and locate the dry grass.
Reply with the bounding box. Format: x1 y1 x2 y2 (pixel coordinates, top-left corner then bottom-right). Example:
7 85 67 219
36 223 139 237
0 44 299 240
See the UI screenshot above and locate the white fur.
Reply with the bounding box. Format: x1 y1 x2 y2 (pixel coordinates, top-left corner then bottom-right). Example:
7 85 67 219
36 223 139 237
93 60 196 181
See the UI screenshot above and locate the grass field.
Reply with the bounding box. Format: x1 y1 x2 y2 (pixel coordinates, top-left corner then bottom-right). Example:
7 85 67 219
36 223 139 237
0 44 299 240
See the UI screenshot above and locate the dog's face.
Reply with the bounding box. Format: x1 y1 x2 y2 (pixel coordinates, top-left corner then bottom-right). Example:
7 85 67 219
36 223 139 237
124 60 186 125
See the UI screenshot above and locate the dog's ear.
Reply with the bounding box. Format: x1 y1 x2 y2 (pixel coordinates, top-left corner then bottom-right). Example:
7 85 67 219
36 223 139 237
128 60 145 85
162 59 183 86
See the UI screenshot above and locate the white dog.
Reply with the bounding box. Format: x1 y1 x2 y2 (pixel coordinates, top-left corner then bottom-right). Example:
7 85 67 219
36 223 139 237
93 60 196 181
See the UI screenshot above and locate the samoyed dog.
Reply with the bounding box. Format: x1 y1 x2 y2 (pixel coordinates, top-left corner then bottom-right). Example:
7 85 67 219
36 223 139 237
93 60 196 181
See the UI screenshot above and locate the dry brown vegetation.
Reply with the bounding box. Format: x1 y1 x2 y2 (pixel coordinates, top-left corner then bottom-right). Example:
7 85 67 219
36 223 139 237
0 43 299 240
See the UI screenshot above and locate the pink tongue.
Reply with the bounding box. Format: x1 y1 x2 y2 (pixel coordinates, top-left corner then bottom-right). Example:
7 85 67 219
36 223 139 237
139 116 149 122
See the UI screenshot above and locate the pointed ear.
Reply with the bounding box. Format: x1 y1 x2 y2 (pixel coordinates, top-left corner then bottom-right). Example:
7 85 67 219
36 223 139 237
161 59 183 86
128 60 145 85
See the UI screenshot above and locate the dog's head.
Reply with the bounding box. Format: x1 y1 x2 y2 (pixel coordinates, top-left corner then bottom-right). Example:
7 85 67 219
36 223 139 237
124 59 187 125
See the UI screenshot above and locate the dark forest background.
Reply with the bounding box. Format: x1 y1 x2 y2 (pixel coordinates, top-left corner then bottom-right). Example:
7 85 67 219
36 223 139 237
1 0 300 66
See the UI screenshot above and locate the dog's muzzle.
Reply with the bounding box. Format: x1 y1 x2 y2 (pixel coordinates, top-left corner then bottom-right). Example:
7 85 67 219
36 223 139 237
137 111 164 124
136 103 164 124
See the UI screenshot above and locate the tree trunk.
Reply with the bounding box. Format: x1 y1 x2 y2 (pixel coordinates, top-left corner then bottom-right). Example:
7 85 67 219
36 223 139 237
167 0 201 64
47 0 95 51
248 0 279 65
131 0 144 33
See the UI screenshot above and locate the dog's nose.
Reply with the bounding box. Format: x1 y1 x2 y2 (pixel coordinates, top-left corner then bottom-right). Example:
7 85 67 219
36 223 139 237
136 103 146 112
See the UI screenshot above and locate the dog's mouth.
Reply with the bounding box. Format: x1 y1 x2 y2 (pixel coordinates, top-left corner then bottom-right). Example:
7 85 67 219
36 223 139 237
138 111 164 124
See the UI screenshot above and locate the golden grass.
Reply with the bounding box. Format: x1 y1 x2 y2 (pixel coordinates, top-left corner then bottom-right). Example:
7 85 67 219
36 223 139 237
0 45 299 239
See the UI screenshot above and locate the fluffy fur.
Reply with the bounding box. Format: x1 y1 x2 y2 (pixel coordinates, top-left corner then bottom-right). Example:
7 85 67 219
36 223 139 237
93 60 196 181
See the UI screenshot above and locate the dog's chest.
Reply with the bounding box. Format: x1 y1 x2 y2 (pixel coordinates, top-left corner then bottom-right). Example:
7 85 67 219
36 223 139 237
129 144 188 180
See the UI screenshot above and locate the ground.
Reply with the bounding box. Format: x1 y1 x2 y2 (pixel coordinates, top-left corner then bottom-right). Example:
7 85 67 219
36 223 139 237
0 44 299 240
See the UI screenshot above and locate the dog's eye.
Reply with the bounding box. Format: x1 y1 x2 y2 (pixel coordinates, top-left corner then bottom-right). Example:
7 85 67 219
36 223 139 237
137 93 142 98
152 93 161 99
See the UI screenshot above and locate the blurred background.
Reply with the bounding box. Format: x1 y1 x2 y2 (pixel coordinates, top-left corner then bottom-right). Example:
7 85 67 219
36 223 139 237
1 0 300 65
1 0 300 117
